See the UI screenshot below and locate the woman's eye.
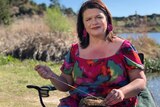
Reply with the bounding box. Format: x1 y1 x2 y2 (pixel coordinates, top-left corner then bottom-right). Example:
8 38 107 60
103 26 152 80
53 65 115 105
86 18 91 21
97 16 103 19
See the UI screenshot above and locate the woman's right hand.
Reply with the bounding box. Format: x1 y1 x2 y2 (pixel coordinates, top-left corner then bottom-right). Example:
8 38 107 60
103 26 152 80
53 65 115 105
34 65 54 79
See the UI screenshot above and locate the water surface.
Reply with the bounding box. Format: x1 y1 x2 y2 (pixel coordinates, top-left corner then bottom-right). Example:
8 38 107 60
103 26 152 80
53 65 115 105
118 32 160 44
147 72 160 107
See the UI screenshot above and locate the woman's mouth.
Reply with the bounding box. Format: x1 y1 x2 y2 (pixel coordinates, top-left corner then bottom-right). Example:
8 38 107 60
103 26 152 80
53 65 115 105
91 26 101 30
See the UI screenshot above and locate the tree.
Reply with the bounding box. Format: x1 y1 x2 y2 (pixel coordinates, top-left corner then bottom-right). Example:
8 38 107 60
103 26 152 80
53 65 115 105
38 3 47 11
9 0 28 6
62 7 76 16
0 0 11 25
49 0 60 8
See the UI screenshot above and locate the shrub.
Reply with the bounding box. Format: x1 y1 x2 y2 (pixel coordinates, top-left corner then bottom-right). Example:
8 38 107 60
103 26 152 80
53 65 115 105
0 0 11 25
145 58 160 72
0 55 17 65
45 7 73 32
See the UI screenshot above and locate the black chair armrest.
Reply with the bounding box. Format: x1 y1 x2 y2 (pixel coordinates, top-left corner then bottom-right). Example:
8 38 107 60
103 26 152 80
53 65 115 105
26 85 57 97
138 53 144 64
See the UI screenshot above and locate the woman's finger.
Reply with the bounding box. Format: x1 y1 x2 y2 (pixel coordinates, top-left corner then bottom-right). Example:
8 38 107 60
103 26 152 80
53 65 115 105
105 89 116 104
105 89 124 105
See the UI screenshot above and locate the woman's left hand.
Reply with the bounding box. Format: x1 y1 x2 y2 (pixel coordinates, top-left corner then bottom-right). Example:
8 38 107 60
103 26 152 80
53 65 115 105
104 89 124 106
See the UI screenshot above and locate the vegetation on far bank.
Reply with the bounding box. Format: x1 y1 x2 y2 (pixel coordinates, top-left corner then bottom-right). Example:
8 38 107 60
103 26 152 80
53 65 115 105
113 14 160 33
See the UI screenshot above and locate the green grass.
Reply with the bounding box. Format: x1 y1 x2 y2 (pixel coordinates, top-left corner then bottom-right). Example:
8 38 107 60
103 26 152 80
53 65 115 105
0 55 66 107
145 58 160 72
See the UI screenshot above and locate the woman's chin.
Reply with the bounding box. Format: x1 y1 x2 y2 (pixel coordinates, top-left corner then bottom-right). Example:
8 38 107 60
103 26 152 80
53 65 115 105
90 32 105 37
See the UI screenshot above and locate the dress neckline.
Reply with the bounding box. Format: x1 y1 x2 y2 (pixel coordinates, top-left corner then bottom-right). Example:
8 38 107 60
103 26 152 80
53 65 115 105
76 40 127 61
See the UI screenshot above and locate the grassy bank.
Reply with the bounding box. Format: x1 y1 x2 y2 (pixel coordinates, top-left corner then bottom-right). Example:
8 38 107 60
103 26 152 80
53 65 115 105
0 55 66 107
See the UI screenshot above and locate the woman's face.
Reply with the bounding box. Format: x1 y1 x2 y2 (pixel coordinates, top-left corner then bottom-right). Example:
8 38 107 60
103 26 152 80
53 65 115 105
83 8 107 37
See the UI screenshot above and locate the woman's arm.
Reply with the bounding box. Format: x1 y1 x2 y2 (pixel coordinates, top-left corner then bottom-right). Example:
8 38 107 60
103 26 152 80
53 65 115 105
50 72 74 92
35 65 73 92
105 69 146 105
119 69 146 98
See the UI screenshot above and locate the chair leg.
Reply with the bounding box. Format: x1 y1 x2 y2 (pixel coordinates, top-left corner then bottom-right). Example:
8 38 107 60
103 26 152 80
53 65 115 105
38 90 46 107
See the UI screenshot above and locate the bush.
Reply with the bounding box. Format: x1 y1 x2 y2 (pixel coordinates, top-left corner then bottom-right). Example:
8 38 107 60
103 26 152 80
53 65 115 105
0 0 11 25
45 7 73 32
0 55 17 65
145 58 160 72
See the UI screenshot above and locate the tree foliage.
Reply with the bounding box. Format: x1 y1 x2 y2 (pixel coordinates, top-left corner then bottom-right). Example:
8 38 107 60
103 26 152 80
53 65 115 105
49 0 60 8
8 0 28 6
0 0 11 25
0 0 48 25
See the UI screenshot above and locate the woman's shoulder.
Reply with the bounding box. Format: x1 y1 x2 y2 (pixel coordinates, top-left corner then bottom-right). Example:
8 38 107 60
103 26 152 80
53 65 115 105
70 43 79 51
112 36 126 48
114 36 125 43
116 38 137 54
114 36 132 48
69 43 79 56
112 36 136 54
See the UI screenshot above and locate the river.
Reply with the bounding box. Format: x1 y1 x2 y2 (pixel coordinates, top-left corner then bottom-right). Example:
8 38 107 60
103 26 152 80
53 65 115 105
119 32 160 106
118 32 160 44
147 73 160 107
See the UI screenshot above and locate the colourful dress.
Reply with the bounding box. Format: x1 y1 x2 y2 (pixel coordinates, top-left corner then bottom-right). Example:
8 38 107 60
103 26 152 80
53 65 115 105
59 40 144 107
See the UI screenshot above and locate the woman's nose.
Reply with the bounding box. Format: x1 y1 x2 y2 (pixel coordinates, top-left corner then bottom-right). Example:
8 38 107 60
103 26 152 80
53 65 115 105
91 18 98 25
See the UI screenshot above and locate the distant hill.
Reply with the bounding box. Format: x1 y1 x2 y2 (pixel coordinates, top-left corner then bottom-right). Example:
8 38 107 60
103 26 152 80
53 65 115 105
112 14 160 33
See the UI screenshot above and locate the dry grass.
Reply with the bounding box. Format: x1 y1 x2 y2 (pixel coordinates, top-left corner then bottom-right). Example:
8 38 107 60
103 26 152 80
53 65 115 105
6 15 51 34
0 16 50 52
127 34 160 59
0 16 77 60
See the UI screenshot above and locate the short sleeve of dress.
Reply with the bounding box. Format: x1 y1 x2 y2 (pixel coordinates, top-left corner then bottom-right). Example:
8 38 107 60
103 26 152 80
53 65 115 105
121 40 144 71
60 44 76 75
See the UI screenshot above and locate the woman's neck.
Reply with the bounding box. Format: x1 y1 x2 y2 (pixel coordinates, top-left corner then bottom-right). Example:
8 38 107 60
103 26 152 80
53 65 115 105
89 35 107 47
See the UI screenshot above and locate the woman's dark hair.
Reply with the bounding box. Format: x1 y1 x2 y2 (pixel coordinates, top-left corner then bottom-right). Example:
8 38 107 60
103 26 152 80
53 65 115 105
77 0 114 48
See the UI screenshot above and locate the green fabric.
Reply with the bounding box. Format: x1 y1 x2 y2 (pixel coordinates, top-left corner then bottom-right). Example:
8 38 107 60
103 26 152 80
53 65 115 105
125 56 144 69
137 87 157 107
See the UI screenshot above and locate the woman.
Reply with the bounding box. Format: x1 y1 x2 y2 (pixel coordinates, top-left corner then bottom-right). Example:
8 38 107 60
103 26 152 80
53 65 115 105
35 0 146 106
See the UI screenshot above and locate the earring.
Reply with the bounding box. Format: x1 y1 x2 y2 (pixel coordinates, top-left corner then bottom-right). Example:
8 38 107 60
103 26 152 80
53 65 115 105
83 29 87 37
107 24 113 32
